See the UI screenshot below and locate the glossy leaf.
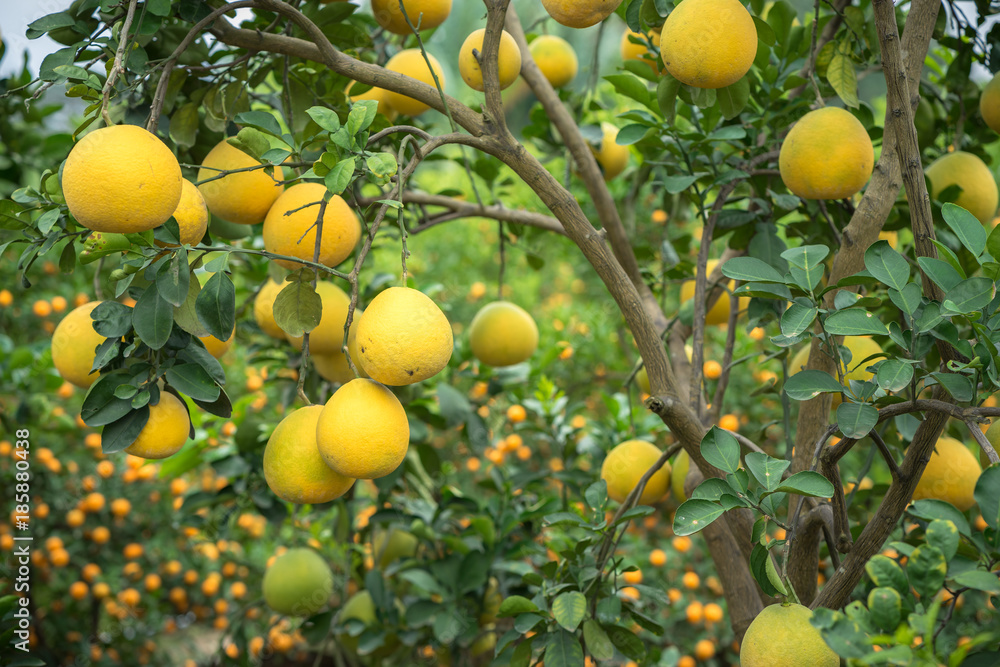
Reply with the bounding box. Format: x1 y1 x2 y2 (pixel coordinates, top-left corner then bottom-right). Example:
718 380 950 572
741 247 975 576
720 256 785 283
132 286 174 350
784 369 844 401
836 402 878 438
700 426 741 474
673 499 726 536
941 202 987 258
552 591 586 632
907 544 947 600
824 308 889 336
876 359 913 392
864 240 909 291
744 451 789 492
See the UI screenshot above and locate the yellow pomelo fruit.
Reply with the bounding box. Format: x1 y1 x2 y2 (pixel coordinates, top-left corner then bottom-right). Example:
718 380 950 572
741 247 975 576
880 230 899 249
541 0 624 28
196 139 285 225
284 281 351 354
254 279 287 340
312 316 366 384
52 301 106 388
680 259 750 326
779 107 875 200
372 528 418 569
263 183 361 270
468 301 539 367
263 406 355 504
636 367 651 394
383 50 447 117
621 28 661 71
980 72 1000 134
356 287 453 386
912 436 982 511
370 0 451 34
671 450 690 502
601 439 671 505
63 124 183 233
660 0 757 89
199 332 233 359
316 378 410 479
593 122 629 181
530 35 578 88
155 179 208 247
926 151 999 225
262 548 333 616
124 391 190 460
741 603 838 667
459 28 522 92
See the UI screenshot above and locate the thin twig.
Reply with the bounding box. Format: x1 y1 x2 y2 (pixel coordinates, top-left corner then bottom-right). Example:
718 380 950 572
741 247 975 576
101 0 140 125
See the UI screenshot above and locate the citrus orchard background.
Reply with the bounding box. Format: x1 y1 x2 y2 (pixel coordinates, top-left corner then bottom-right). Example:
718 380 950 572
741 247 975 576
1 0 1000 666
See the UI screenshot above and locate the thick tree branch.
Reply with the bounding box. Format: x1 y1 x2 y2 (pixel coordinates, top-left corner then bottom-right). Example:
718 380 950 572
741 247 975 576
504 6 668 334
788 503 835 605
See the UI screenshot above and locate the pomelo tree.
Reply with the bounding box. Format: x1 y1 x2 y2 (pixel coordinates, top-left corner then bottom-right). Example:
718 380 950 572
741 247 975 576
2 0 1000 664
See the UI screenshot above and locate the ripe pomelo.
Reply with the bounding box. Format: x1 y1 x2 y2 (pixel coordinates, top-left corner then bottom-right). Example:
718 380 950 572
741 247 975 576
601 439 671 505
779 107 875 200
679 259 749 326
468 301 538 367
124 391 190 460
530 35 578 88
741 603 838 667
371 0 451 34
660 0 757 89
592 122 630 181
541 0 624 28
316 378 410 479
263 183 361 270
63 124 182 233
254 279 287 340
383 50 447 117
912 436 982 511
356 287 453 386
459 29 522 92
51 301 106 388
197 139 284 225
925 151 999 225
263 406 355 504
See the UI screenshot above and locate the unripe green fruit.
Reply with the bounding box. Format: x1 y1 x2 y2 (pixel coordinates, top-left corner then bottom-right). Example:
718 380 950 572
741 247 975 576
262 548 333 617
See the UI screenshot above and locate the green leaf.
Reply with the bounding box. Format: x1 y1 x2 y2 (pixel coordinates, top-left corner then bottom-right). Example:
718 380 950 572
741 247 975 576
132 286 174 350
656 72 681 122
949 570 1000 594
306 106 341 133
773 470 835 498
147 0 173 16
81 373 134 426
92 300 133 338
876 359 913 392
744 452 789 492
917 257 963 292
924 519 959 561
942 277 995 314
974 465 1000 530
836 402 878 439
273 280 322 338
616 124 650 145
543 630 585 666
749 542 781 597
366 153 398 179
780 303 818 337
173 274 208 337
827 50 859 108
941 203 987 257
867 587 902 631
605 73 656 112
325 157 356 195
720 256 785 283
169 103 200 148
585 480 608 511
101 406 150 454
784 369 844 401
347 101 378 135
887 283 922 317
673 499 726 536
165 364 221 403
234 110 283 137
582 619 614 660
865 555 908 593
26 12 75 39
907 499 971 537
907 544 947 600
195 272 235 341
765 551 789 595
497 595 538 618
824 308 889 336
700 426 741 473
552 591 586 632
605 624 646 661
718 77 750 120
865 240 909 291
929 371 974 402
156 250 190 307
662 174 701 194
